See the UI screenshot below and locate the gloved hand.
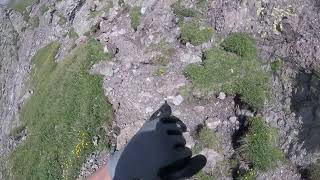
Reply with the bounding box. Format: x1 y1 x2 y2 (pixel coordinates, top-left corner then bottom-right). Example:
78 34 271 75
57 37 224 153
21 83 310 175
107 102 207 180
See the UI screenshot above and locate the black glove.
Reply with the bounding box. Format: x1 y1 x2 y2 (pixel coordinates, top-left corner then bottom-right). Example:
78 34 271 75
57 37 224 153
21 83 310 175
107 102 207 180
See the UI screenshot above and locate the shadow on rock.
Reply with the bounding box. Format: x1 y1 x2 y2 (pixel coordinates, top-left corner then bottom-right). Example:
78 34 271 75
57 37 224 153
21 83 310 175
291 71 320 153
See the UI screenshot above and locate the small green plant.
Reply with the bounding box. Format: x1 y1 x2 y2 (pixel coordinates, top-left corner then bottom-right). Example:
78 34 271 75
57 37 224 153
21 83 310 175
193 170 216 180
193 126 220 154
310 161 320 180
8 39 113 179
68 27 79 39
238 169 257 180
179 21 213 46
185 33 269 109
271 59 283 72
241 117 283 171
221 33 257 59
58 14 67 26
29 16 40 28
39 5 49 15
172 0 197 17
9 0 38 13
130 6 141 31
148 40 175 66
153 66 167 76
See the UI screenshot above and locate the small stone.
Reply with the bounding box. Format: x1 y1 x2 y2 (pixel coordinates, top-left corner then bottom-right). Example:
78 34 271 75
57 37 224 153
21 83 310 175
180 52 202 64
140 7 146 14
194 106 205 113
206 117 221 130
200 148 223 172
145 107 153 113
103 46 109 53
217 92 226 100
229 116 237 124
183 132 195 149
172 95 184 106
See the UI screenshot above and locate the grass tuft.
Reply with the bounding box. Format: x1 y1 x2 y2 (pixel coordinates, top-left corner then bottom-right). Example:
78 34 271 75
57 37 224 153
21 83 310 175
271 59 283 72
241 117 283 171
130 6 141 31
68 27 79 39
9 0 38 13
172 0 197 18
8 39 113 180
221 33 257 59
193 170 216 180
238 169 257 180
310 161 320 180
193 126 220 154
185 33 269 109
179 21 213 46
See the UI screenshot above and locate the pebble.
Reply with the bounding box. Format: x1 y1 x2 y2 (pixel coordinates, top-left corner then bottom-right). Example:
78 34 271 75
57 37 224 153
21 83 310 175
217 92 226 100
206 117 221 130
172 95 184 105
145 107 154 113
140 7 146 14
229 116 237 124
194 105 205 113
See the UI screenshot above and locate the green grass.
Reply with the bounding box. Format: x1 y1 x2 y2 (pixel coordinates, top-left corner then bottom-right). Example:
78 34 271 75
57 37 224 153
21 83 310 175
180 21 213 46
68 28 79 39
172 0 197 18
29 16 40 28
238 169 257 180
241 117 283 171
193 170 216 180
148 40 175 66
310 161 320 180
221 33 257 59
153 66 167 76
9 0 38 13
185 33 269 109
58 14 67 26
271 59 283 72
8 39 113 180
130 6 141 31
193 126 220 154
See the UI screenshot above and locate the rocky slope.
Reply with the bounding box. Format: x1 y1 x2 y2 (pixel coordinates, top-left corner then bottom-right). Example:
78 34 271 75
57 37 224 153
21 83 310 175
1 0 320 179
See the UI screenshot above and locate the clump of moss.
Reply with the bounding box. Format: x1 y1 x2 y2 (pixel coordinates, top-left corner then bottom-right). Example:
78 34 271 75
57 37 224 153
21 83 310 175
193 126 220 154
310 161 320 180
271 59 283 72
68 27 79 39
185 33 269 109
130 6 141 31
153 66 167 76
221 33 257 59
148 40 175 66
180 21 213 46
172 0 197 18
193 170 216 180
8 39 113 179
238 169 257 180
58 14 67 26
241 117 283 171
9 0 38 14
29 16 40 28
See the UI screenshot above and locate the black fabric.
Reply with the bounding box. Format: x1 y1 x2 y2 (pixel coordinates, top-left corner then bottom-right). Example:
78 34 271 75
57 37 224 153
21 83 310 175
113 103 207 180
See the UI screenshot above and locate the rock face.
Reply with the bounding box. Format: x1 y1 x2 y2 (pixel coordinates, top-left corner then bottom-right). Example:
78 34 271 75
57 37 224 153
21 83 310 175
0 6 20 158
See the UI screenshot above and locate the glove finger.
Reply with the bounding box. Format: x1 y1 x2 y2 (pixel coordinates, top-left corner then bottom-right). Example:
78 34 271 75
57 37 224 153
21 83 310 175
170 135 186 148
173 147 192 161
160 155 207 180
164 124 183 135
161 116 187 132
